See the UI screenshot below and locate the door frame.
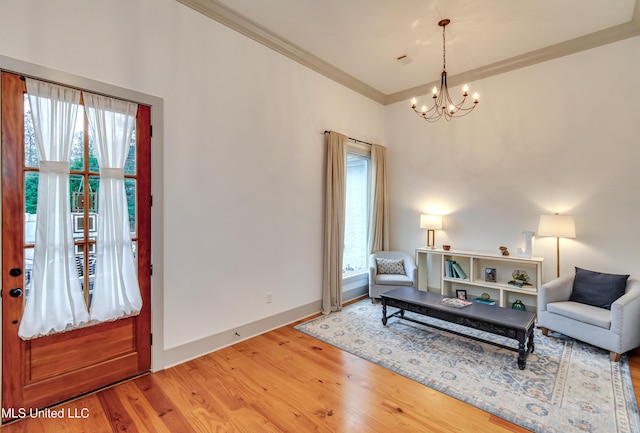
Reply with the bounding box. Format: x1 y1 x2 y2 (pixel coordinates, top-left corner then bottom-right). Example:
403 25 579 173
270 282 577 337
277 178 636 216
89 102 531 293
0 55 165 398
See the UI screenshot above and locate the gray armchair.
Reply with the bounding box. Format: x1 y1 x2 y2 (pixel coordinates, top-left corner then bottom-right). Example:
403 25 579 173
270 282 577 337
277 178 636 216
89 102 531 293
538 273 640 361
368 251 417 300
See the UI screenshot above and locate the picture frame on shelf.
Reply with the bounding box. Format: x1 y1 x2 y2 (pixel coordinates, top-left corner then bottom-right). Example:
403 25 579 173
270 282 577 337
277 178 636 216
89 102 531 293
456 289 467 300
485 267 497 282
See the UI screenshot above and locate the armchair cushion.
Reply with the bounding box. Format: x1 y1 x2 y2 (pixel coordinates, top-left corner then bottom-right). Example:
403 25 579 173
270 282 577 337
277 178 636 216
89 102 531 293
375 274 413 286
547 301 611 329
375 258 405 275
569 267 629 310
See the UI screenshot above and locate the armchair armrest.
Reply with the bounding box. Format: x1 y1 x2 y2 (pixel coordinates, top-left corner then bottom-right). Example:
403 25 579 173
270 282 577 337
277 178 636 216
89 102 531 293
538 274 574 311
611 279 640 337
368 254 377 286
403 258 417 288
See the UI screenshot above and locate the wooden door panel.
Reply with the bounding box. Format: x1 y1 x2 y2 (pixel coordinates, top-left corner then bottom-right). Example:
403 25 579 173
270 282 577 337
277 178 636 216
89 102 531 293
29 319 135 382
24 352 141 409
1 72 151 419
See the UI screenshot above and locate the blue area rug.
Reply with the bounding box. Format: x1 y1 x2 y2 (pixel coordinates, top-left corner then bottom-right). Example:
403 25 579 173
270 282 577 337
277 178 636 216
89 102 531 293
295 300 640 433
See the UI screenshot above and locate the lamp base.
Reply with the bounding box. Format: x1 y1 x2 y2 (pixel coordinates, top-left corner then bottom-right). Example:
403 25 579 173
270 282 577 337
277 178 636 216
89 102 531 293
427 229 435 249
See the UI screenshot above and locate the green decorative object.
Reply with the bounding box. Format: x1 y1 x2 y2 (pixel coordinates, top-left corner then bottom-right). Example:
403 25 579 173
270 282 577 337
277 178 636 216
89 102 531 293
481 293 490 301
512 300 526 311
512 270 530 285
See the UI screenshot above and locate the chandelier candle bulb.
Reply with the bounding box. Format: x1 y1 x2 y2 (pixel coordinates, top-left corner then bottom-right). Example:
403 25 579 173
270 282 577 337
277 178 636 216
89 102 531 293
463 84 468 95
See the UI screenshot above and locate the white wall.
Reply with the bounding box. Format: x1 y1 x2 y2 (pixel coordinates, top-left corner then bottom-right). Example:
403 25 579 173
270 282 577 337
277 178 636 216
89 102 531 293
0 0 384 363
385 36 640 282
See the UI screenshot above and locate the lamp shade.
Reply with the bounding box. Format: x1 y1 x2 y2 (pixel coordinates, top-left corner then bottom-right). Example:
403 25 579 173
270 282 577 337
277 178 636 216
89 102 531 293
420 214 442 230
537 214 576 238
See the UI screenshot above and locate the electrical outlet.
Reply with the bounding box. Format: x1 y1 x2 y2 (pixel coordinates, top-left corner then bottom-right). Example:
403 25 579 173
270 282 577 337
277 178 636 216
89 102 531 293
266 292 272 304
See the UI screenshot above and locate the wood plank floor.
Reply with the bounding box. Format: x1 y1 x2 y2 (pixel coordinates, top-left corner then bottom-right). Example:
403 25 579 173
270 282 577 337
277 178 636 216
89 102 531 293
3 305 640 432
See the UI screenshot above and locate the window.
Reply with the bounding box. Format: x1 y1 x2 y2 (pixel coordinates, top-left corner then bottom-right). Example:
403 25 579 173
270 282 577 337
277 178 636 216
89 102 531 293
343 151 370 276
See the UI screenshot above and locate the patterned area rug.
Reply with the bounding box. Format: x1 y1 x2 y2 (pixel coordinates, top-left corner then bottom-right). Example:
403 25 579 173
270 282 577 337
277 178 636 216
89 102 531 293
295 300 640 433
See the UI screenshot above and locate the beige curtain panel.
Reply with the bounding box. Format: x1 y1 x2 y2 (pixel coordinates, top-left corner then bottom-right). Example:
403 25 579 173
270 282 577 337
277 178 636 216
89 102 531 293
368 143 389 254
322 132 347 314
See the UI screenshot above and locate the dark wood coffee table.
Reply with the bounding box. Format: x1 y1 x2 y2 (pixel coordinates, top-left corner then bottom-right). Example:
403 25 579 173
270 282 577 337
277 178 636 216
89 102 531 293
380 286 535 370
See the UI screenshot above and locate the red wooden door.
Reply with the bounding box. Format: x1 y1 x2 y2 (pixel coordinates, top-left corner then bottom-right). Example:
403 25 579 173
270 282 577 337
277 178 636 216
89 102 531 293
1 72 151 418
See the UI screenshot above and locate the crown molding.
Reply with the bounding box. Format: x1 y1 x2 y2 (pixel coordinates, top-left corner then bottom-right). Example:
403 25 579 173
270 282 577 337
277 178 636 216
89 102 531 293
177 0 640 107
386 18 640 105
176 0 386 104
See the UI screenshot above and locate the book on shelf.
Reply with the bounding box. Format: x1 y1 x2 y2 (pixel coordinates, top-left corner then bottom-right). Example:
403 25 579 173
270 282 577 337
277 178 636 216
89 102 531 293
440 297 472 308
451 262 468 279
445 260 468 279
445 260 453 277
473 297 496 305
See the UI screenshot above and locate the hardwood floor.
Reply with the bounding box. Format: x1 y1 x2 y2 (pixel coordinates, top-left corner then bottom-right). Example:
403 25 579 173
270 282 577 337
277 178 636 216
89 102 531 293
3 306 640 433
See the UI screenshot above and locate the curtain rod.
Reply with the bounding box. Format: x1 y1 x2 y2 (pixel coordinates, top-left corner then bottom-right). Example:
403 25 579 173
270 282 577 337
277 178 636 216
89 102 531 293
323 130 374 147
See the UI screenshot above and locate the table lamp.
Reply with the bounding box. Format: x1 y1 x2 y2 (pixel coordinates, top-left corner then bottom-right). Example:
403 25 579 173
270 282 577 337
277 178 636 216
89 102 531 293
420 214 442 249
537 213 576 277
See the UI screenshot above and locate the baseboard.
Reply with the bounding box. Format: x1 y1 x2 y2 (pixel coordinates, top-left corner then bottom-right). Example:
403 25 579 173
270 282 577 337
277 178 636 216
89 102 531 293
163 285 368 369
343 285 368 302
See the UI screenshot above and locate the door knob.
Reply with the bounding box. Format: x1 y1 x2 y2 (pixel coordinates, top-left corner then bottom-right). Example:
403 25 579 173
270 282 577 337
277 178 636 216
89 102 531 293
9 288 23 298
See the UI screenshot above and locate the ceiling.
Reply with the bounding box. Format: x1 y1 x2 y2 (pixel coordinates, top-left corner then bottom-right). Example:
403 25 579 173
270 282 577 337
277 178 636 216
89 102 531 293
178 0 640 104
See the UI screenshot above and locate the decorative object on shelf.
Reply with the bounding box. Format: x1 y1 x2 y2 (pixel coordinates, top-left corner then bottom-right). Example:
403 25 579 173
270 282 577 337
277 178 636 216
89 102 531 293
410 19 479 123
420 214 442 249
456 289 467 300
442 244 451 251
485 268 497 282
512 270 530 285
511 300 527 311
537 213 576 278
499 246 510 256
481 293 491 301
517 231 535 258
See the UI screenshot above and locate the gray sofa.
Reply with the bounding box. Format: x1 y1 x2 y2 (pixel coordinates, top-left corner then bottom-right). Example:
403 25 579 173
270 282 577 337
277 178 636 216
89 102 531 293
538 272 640 361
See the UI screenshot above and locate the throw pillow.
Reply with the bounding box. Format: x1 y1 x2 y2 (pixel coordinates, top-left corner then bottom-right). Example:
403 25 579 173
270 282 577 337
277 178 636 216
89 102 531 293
376 258 405 275
569 267 629 310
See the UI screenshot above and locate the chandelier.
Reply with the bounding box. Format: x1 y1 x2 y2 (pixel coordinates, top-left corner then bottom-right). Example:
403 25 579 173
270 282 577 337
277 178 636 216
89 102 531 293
411 19 479 122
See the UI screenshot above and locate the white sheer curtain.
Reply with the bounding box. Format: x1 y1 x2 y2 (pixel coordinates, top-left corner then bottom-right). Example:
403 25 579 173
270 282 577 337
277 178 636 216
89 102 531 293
19 79 90 339
83 93 142 322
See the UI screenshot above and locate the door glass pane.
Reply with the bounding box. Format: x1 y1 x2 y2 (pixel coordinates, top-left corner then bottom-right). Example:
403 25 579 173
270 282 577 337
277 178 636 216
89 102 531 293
124 126 136 176
24 175 38 302
24 172 39 216
69 106 85 171
87 133 99 172
24 246 33 294
24 95 39 169
125 178 137 235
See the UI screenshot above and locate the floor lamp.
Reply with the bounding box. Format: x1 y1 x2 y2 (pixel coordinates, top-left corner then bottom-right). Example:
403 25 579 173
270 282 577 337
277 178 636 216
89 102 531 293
537 213 576 278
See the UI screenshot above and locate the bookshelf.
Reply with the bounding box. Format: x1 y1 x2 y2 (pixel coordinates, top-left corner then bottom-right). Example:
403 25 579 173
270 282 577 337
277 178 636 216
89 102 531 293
416 248 543 312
